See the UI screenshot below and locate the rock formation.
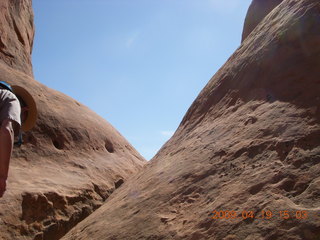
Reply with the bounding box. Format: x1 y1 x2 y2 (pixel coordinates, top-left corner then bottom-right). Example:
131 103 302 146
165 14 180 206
0 0 34 76
242 0 284 42
62 0 320 239
0 1 146 240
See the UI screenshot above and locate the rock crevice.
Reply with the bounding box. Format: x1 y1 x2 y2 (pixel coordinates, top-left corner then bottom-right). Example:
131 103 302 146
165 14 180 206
61 0 320 239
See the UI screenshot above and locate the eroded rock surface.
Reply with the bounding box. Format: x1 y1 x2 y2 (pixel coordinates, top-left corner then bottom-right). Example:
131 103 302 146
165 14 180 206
0 1 146 240
63 0 320 239
0 0 34 76
242 0 284 42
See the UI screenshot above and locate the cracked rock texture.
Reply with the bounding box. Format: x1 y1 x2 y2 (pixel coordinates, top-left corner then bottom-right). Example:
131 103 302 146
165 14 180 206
62 0 320 239
0 1 146 240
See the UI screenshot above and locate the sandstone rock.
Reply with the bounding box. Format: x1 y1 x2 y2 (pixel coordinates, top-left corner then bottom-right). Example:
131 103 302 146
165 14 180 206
242 0 284 42
0 1 146 240
62 0 320 239
0 0 34 76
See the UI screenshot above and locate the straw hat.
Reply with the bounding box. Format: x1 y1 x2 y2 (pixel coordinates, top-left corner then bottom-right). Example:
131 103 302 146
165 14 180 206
12 85 37 131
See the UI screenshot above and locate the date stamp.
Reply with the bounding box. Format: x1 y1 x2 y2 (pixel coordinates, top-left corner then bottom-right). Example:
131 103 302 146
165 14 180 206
211 210 318 220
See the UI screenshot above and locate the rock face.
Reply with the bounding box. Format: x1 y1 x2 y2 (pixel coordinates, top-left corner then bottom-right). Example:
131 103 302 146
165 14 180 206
0 0 34 76
0 1 146 240
242 0 284 42
62 0 320 239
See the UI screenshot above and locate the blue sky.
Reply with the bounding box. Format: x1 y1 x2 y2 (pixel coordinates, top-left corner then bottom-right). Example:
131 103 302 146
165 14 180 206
32 0 252 160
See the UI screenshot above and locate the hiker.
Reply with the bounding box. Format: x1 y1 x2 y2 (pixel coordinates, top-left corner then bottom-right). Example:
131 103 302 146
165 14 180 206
0 81 37 198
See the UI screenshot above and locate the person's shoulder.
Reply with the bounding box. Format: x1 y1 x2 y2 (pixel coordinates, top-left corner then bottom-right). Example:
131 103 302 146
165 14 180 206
0 89 18 100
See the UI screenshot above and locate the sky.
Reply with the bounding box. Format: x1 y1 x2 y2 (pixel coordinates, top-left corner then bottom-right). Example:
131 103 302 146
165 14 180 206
32 0 252 160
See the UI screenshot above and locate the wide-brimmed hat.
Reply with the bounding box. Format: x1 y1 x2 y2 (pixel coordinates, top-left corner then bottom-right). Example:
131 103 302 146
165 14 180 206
12 85 37 131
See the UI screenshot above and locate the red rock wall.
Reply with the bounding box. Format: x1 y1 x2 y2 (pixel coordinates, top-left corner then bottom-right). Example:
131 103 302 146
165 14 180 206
242 0 284 42
0 0 34 76
62 0 320 239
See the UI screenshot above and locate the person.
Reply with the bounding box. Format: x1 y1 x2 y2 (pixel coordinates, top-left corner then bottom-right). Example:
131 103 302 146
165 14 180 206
0 81 37 198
